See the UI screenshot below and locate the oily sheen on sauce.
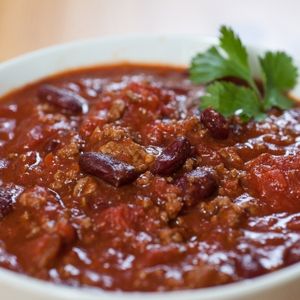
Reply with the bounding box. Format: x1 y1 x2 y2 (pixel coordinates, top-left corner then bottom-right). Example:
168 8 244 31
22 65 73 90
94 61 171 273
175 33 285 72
0 64 300 291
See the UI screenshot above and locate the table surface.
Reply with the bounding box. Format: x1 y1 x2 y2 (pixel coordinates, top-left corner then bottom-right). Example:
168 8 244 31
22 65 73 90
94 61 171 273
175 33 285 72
0 0 300 62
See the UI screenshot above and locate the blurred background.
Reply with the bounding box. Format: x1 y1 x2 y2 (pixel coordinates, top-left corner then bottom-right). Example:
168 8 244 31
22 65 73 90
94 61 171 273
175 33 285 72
0 0 299 62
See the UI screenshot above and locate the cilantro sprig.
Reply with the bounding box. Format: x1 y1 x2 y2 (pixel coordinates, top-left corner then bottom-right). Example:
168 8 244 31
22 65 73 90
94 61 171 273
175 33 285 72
189 26 298 121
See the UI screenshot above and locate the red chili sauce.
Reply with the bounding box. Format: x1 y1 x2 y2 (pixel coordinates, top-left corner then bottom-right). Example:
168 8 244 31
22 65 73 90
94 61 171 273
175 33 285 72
0 64 300 291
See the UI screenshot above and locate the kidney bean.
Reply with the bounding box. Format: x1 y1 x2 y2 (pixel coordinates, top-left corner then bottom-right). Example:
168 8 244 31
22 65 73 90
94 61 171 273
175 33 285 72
176 167 217 207
37 84 88 114
200 108 229 139
0 189 13 219
79 152 139 187
151 137 191 176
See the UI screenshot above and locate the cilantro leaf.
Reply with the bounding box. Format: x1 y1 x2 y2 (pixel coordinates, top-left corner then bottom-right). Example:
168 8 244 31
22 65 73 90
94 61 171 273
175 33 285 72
189 47 229 84
219 26 248 68
260 51 297 90
190 26 257 93
189 25 298 123
201 82 264 121
260 51 298 109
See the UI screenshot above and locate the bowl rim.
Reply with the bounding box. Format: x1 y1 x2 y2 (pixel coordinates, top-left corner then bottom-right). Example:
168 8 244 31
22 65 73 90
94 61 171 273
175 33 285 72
0 33 300 300
0 33 217 66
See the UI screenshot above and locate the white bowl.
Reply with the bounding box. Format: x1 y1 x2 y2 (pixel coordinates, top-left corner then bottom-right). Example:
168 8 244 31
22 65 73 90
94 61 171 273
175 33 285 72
0 34 299 300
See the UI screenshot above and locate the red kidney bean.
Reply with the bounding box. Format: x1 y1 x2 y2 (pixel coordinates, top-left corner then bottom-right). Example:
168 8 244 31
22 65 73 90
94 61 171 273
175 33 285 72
176 167 217 207
37 84 88 114
0 189 13 219
151 137 191 176
79 152 139 187
200 108 229 139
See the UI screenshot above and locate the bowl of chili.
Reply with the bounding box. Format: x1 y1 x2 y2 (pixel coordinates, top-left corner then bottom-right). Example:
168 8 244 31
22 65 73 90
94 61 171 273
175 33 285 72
0 31 300 300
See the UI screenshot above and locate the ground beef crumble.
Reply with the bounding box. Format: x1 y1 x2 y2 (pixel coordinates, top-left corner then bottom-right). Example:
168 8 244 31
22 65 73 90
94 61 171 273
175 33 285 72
0 64 300 291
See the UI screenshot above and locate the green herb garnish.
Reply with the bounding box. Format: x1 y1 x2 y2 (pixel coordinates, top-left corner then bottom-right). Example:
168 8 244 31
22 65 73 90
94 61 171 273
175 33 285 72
189 26 298 121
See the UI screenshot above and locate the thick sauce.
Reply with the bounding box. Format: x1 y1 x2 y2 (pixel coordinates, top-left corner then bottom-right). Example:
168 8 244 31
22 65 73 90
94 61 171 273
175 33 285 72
0 64 300 291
